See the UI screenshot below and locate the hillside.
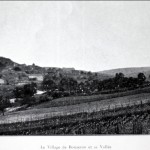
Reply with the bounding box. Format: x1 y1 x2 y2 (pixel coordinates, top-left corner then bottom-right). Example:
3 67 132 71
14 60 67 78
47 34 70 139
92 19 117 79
0 92 150 124
0 57 150 135
100 67 150 79
0 57 112 84
1 56 150 86
0 57 17 69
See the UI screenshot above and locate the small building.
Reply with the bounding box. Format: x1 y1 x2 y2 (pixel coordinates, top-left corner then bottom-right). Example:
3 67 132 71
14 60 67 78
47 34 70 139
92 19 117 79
16 80 30 86
0 79 5 85
28 74 43 82
9 98 16 103
34 90 46 95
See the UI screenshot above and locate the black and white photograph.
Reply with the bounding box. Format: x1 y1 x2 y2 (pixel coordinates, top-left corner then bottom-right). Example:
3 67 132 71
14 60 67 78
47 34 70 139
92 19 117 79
0 1 150 136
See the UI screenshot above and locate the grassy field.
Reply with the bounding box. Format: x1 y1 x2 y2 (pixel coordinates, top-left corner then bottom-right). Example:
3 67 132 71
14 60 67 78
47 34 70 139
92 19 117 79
0 92 150 124
32 87 150 109
0 87 150 135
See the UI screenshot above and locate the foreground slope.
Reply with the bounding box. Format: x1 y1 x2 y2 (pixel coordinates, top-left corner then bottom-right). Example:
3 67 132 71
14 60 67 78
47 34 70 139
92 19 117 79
0 92 150 124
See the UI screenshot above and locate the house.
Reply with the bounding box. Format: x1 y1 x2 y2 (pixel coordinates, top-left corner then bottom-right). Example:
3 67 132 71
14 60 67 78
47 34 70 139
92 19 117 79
0 79 5 85
34 90 46 95
9 98 16 103
28 74 43 82
16 82 30 86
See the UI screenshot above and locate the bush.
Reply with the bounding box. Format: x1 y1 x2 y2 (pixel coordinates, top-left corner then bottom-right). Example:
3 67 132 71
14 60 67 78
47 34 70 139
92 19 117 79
63 91 70 97
21 96 36 106
13 66 21 71
39 95 52 103
52 91 63 99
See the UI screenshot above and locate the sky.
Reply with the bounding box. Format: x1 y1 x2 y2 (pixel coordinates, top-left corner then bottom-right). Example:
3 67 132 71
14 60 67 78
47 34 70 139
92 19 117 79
0 1 150 72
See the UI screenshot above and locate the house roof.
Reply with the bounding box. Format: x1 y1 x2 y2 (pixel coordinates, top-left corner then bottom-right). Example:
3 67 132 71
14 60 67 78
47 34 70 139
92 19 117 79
0 79 5 84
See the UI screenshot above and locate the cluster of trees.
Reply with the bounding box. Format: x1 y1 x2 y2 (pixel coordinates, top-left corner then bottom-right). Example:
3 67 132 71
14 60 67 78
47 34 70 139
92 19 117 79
42 72 149 96
14 82 37 98
98 73 147 92
42 76 78 93
13 82 37 105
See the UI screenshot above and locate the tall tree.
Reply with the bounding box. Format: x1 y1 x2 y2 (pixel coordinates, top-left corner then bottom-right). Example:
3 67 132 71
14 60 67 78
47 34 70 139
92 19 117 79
59 77 77 93
0 96 11 115
24 82 37 96
115 72 125 80
138 73 146 82
42 77 56 91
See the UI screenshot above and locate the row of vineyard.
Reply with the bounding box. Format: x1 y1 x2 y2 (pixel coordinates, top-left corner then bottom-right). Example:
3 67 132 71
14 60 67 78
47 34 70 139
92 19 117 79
0 102 150 135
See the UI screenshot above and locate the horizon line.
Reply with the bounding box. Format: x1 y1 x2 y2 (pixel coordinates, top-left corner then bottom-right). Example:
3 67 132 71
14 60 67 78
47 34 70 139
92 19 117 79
1 56 150 73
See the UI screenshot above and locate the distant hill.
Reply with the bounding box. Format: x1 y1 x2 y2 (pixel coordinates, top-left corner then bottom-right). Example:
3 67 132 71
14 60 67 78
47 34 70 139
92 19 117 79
0 57 17 69
1 57 150 82
100 67 150 79
0 57 112 84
